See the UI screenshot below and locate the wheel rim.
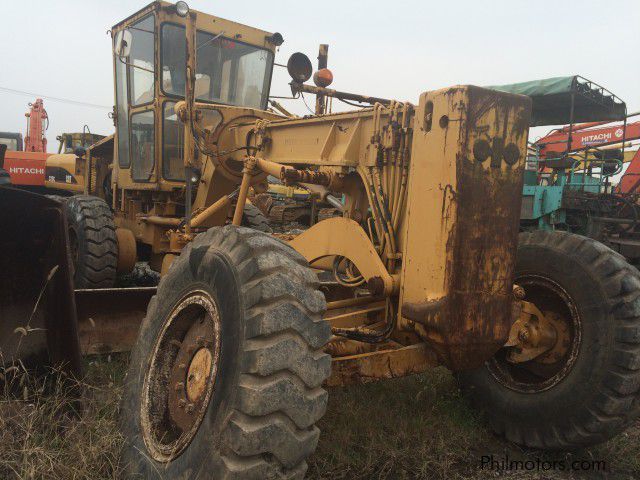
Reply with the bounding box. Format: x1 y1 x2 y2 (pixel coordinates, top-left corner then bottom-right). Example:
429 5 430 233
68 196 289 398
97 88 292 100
487 275 582 393
141 290 221 462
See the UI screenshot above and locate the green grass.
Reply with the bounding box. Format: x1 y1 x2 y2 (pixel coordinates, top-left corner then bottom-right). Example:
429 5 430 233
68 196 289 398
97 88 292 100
309 369 640 479
1 358 639 479
0 356 127 480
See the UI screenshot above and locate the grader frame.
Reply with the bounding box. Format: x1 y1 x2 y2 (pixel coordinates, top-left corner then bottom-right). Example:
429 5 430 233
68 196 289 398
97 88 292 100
8 3 640 475
87 0 537 386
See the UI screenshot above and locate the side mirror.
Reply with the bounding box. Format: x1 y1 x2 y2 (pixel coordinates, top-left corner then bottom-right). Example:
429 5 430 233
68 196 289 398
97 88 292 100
113 29 132 58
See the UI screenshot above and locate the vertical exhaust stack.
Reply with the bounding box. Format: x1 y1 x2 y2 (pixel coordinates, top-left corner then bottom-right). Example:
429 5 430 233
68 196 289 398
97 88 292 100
400 86 531 371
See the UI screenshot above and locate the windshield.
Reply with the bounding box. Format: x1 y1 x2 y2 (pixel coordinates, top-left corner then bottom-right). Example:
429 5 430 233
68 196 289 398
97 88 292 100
0 138 18 151
161 24 273 110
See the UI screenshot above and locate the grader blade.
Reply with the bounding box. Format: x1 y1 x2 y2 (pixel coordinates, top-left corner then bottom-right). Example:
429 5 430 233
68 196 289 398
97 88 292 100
0 187 82 377
75 287 155 355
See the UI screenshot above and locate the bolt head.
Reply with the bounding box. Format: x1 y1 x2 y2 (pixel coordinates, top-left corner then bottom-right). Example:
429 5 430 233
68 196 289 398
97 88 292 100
513 285 526 300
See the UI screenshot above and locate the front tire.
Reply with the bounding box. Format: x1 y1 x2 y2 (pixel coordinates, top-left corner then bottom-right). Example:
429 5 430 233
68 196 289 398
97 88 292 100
120 226 331 479
459 230 640 449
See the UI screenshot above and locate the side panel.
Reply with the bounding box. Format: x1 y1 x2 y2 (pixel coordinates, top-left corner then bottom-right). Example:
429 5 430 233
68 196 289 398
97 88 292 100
400 86 531 370
3 151 47 186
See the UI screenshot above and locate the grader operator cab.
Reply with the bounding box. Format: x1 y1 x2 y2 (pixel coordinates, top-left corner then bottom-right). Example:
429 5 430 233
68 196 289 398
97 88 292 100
4 2 640 478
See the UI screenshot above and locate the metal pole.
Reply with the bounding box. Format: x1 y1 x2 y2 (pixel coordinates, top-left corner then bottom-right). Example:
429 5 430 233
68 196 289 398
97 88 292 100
185 166 193 233
183 11 197 234
232 168 252 226
315 44 328 115
292 82 391 106
567 91 577 190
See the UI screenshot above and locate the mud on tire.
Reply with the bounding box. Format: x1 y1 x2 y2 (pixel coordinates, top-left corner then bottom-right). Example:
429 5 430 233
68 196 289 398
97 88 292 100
120 226 331 479
64 195 117 288
459 230 640 449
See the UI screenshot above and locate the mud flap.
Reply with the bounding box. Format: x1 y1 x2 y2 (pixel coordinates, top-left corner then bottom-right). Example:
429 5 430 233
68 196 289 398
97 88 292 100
0 187 82 377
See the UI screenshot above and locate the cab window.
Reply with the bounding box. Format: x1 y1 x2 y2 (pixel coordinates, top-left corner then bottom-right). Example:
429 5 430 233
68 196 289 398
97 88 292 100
160 23 273 110
129 15 155 106
130 111 155 182
115 45 130 167
162 102 184 181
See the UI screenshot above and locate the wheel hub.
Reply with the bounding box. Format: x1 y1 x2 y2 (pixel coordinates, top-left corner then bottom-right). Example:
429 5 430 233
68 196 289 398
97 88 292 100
488 275 581 393
535 311 571 364
505 301 559 363
142 291 221 462
187 348 213 402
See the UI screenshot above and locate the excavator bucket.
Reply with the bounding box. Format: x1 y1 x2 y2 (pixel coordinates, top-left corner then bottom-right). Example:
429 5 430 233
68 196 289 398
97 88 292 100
0 183 82 378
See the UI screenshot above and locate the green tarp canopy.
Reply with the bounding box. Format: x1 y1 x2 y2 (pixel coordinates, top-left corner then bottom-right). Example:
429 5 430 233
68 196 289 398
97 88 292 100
488 76 626 126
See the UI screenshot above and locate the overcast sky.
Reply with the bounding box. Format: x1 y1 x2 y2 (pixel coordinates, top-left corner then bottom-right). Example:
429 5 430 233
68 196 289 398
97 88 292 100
2 0 639 152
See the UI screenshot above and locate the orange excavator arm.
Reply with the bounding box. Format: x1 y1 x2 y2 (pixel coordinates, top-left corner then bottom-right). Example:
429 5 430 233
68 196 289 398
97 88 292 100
535 116 640 159
24 98 48 153
618 148 640 194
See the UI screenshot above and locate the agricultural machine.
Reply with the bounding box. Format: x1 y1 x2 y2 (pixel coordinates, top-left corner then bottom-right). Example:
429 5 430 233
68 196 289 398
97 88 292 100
491 77 640 267
2 3 640 479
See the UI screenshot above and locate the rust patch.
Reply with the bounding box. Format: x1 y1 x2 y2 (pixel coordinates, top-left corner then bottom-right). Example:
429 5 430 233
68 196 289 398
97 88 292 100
411 87 532 371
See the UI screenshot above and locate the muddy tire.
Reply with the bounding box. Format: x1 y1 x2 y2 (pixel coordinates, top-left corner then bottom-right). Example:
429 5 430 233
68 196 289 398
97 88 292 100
459 230 640 449
64 195 117 288
120 226 331 479
242 203 272 233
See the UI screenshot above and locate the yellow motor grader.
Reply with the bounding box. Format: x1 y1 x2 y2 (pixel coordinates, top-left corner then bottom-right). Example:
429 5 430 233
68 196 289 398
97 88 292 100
3 2 640 478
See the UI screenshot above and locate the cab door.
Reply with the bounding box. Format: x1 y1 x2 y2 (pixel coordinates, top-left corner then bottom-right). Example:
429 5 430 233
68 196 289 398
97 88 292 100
114 13 157 187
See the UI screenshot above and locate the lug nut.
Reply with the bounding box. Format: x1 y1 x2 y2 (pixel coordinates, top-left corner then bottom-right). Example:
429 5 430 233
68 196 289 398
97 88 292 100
186 403 195 414
518 329 530 342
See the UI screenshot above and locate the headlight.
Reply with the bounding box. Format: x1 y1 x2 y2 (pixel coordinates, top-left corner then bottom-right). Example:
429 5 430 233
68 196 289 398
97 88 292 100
175 1 190 17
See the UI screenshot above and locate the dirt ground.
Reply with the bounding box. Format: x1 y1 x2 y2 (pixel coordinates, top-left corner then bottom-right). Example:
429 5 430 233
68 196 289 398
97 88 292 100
1 355 639 480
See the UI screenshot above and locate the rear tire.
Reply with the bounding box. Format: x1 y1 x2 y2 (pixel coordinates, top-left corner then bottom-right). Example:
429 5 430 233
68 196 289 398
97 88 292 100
120 226 331 479
459 230 640 449
242 203 272 233
64 195 117 288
